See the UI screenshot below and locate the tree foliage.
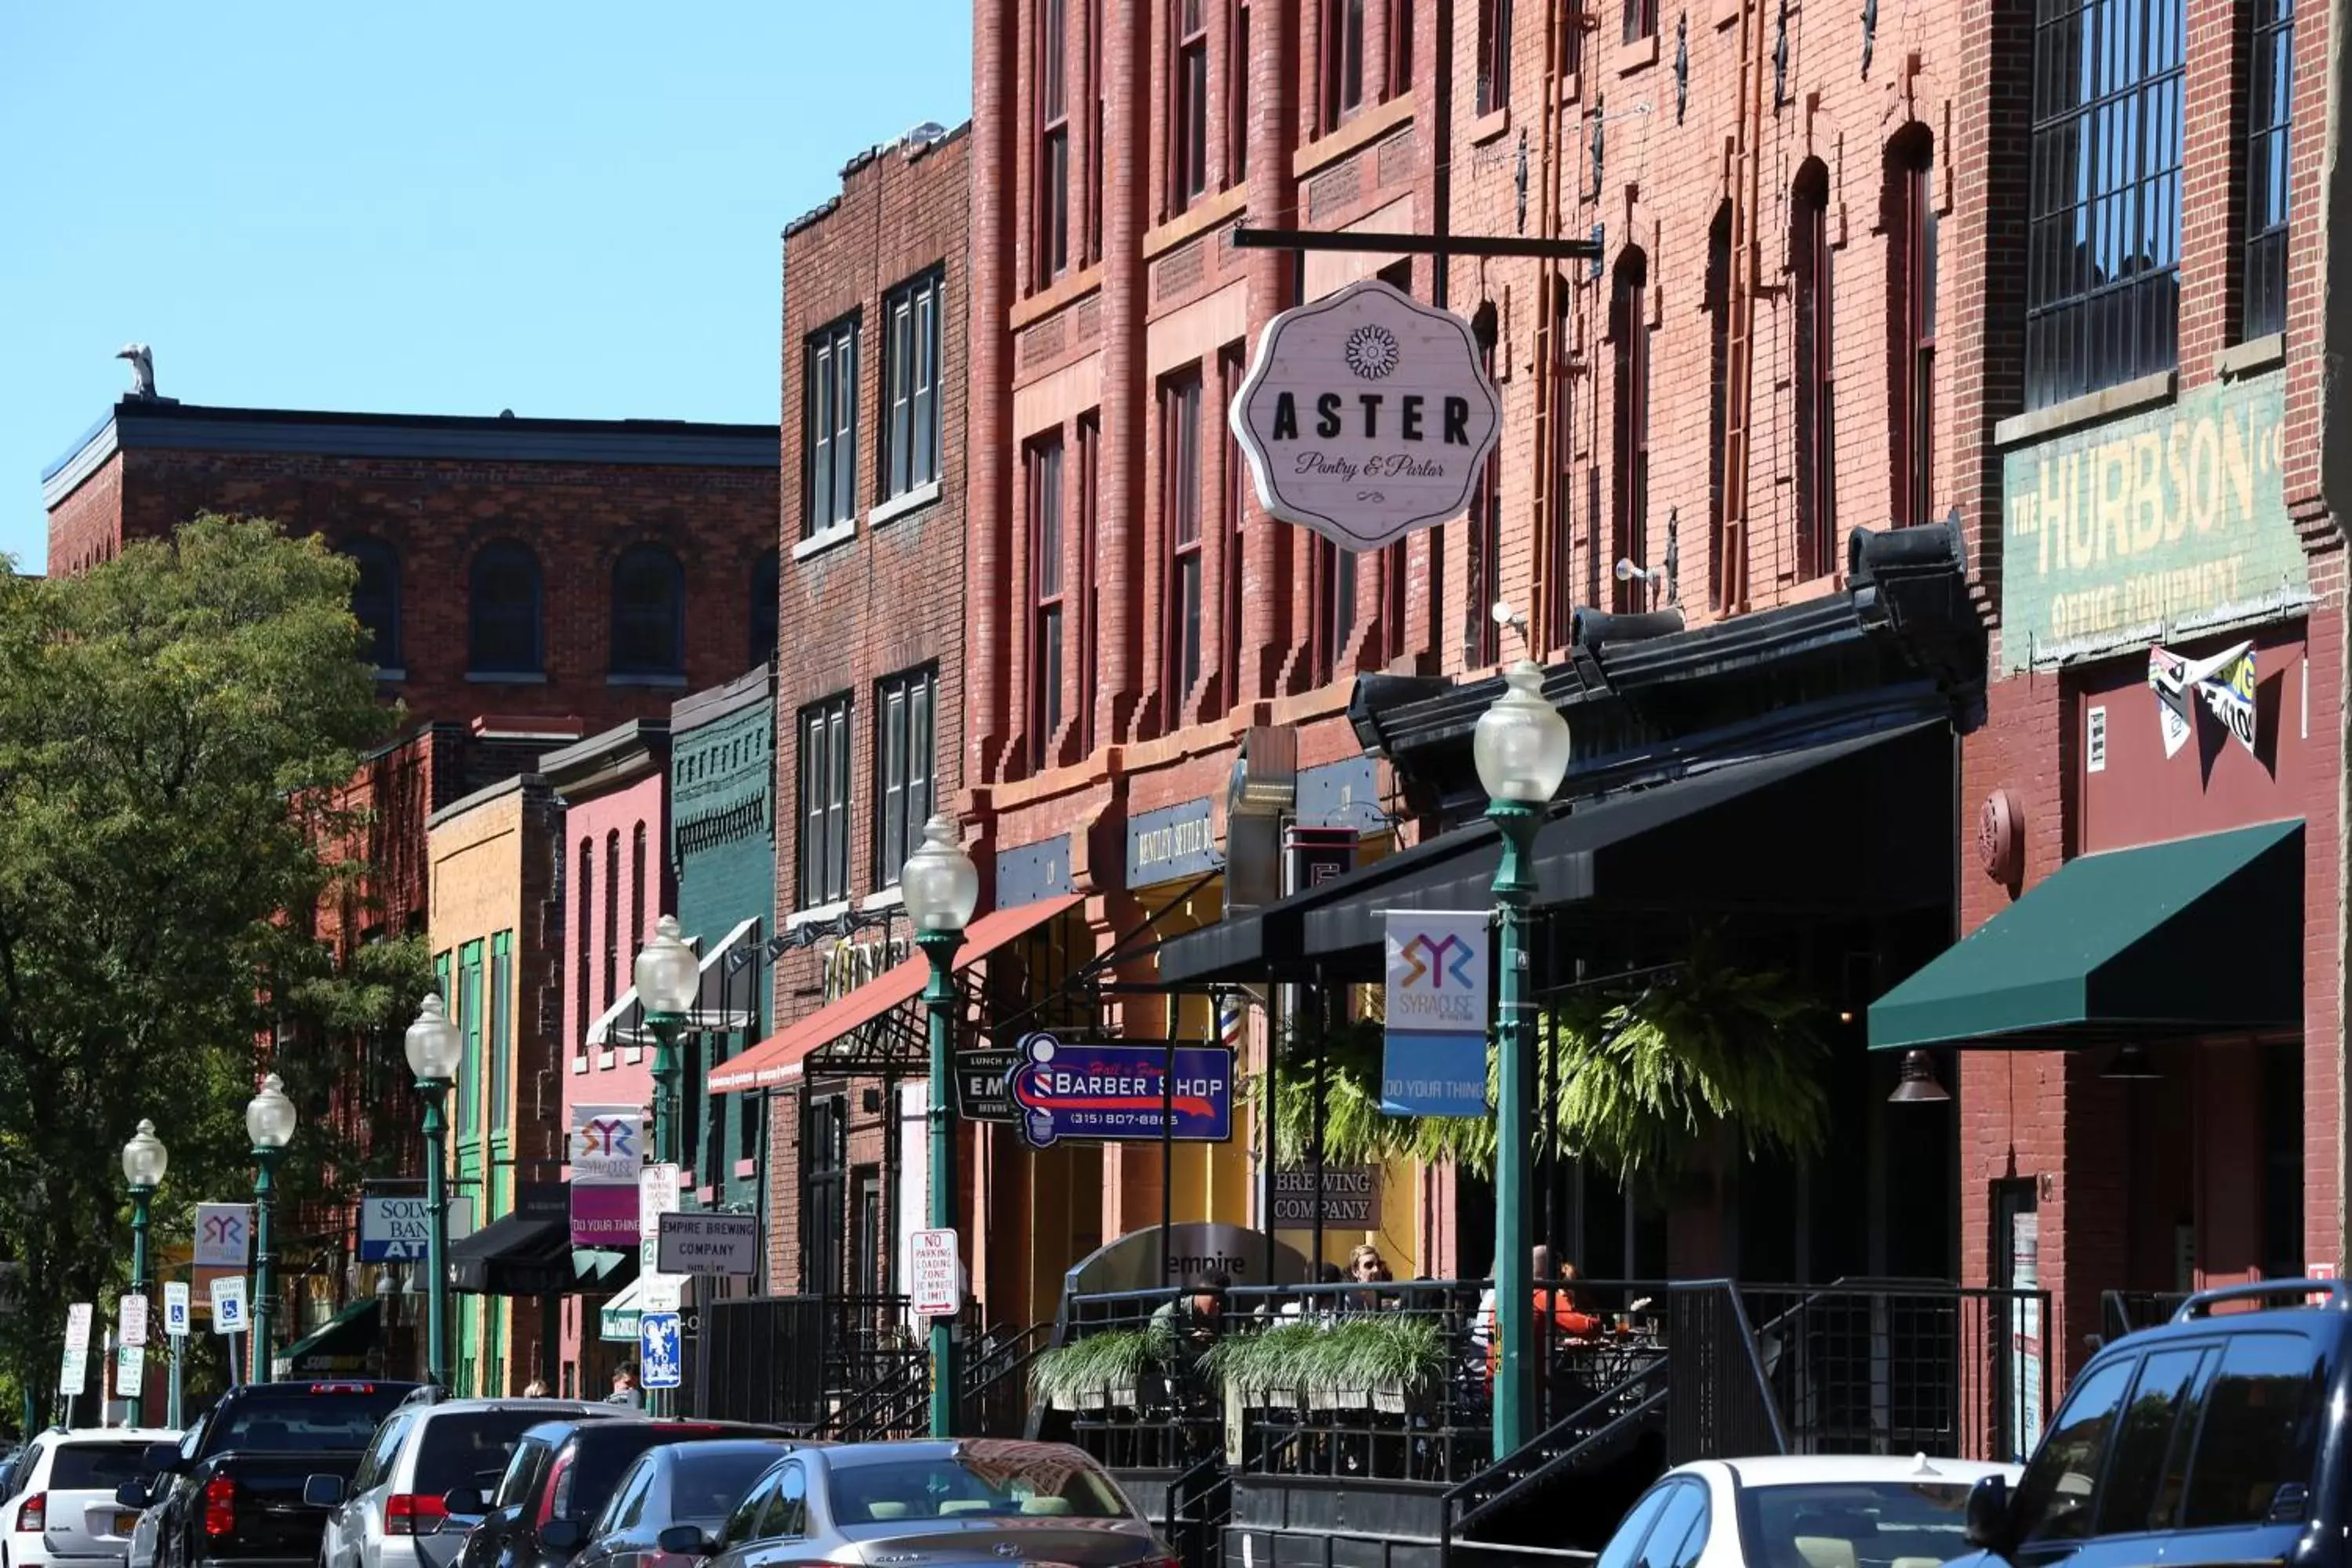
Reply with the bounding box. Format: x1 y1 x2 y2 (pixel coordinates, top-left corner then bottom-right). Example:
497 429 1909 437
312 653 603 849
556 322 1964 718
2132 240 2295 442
1264 931 1829 1187
0 516 422 1421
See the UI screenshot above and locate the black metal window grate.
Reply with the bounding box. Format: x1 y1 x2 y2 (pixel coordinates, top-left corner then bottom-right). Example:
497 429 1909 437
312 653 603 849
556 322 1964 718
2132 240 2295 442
2241 0 2292 341
2026 0 2185 409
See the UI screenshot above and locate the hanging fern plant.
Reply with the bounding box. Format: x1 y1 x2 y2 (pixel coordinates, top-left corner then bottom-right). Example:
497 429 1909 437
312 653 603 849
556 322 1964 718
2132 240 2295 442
1258 929 1829 1185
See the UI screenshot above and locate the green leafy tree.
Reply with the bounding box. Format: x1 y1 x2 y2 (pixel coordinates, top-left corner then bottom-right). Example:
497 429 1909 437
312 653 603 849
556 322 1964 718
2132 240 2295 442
0 515 417 1422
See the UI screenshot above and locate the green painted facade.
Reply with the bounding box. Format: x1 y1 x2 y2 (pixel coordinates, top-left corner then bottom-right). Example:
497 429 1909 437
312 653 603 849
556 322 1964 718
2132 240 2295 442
671 666 777 1221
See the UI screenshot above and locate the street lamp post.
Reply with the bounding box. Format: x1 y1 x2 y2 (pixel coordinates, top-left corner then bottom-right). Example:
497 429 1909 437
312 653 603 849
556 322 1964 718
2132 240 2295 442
120 1120 167 1425
633 916 702 1419
245 1076 297 1381
900 813 979 1440
405 996 463 1388
1472 660 1573 1461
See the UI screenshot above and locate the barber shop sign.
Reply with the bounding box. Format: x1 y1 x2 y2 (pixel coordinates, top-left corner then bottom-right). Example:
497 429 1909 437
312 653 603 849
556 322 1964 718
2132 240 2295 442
1229 278 1502 551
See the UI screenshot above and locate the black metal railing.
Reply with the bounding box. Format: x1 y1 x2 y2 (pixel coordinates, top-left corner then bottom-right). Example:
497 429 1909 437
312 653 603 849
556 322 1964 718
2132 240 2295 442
1666 1282 1788 1464
696 1294 928 1430
2102 1290 2188 1343
1441 1352 1670 1562
1164 1453 1232 1568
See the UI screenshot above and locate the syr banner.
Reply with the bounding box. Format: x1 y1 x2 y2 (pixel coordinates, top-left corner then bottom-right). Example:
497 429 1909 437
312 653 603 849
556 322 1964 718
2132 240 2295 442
1382 912 1490 1118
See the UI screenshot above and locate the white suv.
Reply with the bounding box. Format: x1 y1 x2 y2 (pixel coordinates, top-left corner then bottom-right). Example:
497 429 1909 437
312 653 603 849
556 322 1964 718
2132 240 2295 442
1 1428 179 1568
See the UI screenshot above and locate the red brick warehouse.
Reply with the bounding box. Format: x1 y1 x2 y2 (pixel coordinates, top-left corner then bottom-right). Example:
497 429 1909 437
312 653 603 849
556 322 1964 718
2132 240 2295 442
738 123 978 1306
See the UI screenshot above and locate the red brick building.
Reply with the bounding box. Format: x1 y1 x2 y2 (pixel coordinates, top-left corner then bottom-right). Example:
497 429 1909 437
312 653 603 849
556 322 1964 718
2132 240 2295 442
715 124 977 1305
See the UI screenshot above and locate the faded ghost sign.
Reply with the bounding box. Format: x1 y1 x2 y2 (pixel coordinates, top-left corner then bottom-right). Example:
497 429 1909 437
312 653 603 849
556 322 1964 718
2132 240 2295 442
1230 278 1502 551
2000 371 2308 672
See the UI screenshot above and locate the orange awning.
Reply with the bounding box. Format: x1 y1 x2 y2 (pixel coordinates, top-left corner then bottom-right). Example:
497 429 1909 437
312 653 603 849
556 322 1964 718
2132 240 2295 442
708 894 1083 1094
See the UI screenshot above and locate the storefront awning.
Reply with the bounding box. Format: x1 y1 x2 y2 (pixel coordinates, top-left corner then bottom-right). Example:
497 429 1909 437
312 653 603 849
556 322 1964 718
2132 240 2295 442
599 1276 647 1341
1868 818 2304 1051
710 893 1084 1094
274 1297 380 1380
1162 721 1947 983
590 917 762 1046
448 1211 574 1295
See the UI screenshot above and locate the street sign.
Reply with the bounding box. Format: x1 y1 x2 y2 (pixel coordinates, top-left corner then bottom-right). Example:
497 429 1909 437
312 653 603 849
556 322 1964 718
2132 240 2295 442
118 1294 149 1348
955 1048 1021 1123
639 1312 683 1389
639 1164 684 1308
1271 1166 1384 1229
64 1302 93 1353
209 1276 248 1335
1229 277 1501 551
115 1343 144 1398
656 1212 758 1276
909 1229 962 1319
358 1196 433 1262
58 1347 86 1398
194 1204 253 1269
162 1283 191 1338
1007 1033 1235 1149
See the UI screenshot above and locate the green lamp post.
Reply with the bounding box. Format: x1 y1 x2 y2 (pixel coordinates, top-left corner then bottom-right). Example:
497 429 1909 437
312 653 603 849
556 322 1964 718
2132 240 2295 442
633 915 702 1419
120 1120 167 1423
1472 659 1573 1460
245 1075 298 1381
900 812 979 1439
405 995 463 1388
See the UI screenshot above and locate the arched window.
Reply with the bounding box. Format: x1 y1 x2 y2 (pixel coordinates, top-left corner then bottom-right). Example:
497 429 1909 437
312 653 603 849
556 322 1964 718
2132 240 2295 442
612 544 686 677
1791 159 1835 579
1887 126 1937 526
751 550 779 668
1704 205 1731 610
345 538 402 671
1610 248 1650 614
469 543 544 675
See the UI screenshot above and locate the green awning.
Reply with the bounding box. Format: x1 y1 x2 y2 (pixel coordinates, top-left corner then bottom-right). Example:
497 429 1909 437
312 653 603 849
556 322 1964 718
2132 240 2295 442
599 1277 646 1341
274 1297 380 1380
1869 818 2304 1051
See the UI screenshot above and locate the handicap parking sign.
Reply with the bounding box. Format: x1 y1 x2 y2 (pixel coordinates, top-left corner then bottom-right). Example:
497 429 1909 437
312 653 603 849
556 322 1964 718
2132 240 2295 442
639 1312 682 1390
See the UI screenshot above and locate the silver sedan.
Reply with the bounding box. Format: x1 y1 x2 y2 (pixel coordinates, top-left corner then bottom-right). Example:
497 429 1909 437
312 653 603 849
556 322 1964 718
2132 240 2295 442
662 1440 1172 1568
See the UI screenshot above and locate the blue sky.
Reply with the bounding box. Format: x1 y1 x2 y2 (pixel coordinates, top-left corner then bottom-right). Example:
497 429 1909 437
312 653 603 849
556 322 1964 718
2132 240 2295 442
0 3 973 572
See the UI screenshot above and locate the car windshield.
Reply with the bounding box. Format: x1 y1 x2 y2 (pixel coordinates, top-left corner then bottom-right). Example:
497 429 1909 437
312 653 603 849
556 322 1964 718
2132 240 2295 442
829 1452 1131 1525
1737 1481 1977 1568
216 1389 409 1451
669 1449 793 1530
49 1443 158 1490
415 1414 563 1497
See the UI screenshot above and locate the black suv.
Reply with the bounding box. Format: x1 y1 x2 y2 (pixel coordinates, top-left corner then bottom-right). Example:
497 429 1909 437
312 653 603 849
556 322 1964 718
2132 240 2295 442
1958 1279 2341 1568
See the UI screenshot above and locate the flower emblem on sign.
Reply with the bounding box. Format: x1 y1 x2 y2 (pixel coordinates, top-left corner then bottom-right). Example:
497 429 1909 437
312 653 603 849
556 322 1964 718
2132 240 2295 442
1345 323 1401 379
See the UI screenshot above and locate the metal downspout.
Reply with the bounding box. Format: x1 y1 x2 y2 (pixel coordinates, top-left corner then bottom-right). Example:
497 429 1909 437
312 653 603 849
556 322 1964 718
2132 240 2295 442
2325 0 2352 1274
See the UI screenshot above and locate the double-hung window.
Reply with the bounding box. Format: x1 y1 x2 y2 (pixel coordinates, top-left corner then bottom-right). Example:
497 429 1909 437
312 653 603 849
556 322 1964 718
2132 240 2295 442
1036 0 1072 285
1027 434 1066 770
798 695 852 909
805 316 860 535
2242 0 2293 341
1162 368 1205 721
1172 0 1210 210
882 270 944 499
874 667 937 888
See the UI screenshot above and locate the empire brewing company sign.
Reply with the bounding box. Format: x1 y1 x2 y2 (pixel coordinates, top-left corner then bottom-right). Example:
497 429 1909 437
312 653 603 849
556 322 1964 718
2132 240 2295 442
1229 278 1501 551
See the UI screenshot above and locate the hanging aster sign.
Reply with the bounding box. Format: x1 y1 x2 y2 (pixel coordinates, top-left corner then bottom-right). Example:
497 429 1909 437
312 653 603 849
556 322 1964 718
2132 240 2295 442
1229 277 1501 552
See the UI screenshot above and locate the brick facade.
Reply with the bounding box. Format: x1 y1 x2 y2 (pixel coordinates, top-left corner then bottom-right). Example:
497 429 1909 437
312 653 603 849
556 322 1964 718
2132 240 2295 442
765 125 974 1302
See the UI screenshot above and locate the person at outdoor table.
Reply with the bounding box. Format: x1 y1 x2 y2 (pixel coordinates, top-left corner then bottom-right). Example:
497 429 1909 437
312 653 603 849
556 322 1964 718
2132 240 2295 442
1280 1261 1346 1321
1346 1244 1393 1309
1151 1270 1228 1370
1483 1246 1602 1379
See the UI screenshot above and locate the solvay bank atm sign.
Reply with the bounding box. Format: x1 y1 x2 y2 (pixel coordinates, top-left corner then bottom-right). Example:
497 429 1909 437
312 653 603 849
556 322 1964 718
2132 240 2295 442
1229 277 1501 552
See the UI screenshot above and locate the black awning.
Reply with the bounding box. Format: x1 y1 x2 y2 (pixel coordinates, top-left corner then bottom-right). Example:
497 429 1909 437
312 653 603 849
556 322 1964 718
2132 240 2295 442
447 1212 573 1296
277 1298 382 1378
1301 720 1950 959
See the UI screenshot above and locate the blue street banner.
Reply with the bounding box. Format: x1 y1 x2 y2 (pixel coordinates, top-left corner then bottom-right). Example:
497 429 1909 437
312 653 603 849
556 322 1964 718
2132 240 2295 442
1007 1032 1235 1149
1382 911 1490 1116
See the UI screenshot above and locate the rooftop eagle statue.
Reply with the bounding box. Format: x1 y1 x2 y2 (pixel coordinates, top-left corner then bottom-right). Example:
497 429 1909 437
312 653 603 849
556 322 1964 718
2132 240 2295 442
115 343 157 400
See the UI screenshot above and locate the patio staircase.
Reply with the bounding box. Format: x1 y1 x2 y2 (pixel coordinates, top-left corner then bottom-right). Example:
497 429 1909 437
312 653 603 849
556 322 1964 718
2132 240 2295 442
1439 1356 1673 1567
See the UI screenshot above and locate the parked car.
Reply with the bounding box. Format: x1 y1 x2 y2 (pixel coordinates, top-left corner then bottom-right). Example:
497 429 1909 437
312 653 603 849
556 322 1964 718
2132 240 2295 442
665 1440 1171 1568
1953 1277 2347 1568
128 1381 419 1568
1588 1454 2023 1568
456 1421 795 1568
2 1428 180 1568
310 1399 617 1568
569 1443 805 1568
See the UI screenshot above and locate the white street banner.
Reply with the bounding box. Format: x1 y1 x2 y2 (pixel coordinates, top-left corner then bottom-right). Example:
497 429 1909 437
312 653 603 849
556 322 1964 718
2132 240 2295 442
1381 911 1491 1118
64 1301 93 1353
195 1203 254 1269
2148 641 2257 760
570 1103 643 1247
209 1276 248 1335
118 1294 148 1348
162 1282 191 1338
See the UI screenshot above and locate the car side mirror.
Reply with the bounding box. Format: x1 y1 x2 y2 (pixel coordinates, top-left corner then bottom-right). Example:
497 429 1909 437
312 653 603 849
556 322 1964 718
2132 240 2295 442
142 1445 181 1475
442 1489 485 1518
1964 1474 2013 1554
656 1526 711 1557
303 1475 346 1509
114 1482 150 1510
539 1519 585 1553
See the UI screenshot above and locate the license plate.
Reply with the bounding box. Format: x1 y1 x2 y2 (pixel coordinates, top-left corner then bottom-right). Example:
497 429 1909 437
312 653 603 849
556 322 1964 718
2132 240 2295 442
114 1512 140 1536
